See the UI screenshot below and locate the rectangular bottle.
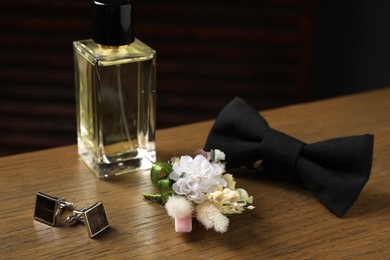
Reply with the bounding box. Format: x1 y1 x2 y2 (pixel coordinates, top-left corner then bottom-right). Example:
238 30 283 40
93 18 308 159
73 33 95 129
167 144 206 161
73 0 156 178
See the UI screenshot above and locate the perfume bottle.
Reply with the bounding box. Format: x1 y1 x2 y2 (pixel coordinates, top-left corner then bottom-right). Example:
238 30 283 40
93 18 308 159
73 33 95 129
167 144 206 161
73 0 156 178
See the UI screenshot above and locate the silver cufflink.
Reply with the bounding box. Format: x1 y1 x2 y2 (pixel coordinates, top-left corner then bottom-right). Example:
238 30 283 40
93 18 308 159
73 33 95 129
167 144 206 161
66 201 109 238
34 192 76 226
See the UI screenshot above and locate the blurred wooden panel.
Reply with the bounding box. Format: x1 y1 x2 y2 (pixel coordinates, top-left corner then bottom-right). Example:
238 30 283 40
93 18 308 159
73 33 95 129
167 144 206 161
0 0 317 156
136 0 317 126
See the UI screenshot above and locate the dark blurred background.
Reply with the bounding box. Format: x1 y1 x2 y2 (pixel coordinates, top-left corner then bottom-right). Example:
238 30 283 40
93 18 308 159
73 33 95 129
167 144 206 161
1 0 389 156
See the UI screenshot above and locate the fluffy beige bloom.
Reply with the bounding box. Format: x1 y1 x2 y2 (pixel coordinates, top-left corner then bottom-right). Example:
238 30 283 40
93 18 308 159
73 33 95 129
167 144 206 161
165 196 194 218
196 201 229 233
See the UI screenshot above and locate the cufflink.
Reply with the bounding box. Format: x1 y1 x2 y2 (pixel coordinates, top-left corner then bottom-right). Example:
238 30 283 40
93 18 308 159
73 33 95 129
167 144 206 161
66 201 109 238
34 192 76 226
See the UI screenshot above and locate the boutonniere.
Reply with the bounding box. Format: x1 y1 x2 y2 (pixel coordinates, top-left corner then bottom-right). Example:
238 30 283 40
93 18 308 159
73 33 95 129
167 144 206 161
144 149 254 233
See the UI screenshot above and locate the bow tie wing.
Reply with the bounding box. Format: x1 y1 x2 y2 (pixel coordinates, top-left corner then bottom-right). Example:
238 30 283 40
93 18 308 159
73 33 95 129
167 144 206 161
297 134 374 217
205 97 270 168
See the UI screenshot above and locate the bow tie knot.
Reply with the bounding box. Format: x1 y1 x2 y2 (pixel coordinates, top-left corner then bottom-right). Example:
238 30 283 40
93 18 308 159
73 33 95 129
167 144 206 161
259 129 305 178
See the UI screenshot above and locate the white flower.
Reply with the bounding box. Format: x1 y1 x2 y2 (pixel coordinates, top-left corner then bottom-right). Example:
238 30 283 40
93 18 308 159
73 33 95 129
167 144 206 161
169 154 226 203
212 149 226 162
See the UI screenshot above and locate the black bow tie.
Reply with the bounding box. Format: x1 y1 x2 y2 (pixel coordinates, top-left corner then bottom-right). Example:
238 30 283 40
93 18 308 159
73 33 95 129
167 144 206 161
204 97 374 217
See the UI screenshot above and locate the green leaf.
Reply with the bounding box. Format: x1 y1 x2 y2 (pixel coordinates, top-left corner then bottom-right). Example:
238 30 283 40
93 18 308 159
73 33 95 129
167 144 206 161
158 178 171 202
246 196 253 204
150 162 173 189
210 149 215 161
143 193 163 203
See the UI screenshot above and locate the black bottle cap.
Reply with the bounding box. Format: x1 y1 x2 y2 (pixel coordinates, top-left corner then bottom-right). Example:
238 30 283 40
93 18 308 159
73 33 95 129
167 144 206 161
92 0 134 46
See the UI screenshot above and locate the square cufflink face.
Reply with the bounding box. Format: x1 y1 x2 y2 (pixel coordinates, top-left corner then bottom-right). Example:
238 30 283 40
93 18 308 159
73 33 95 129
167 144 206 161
34 192 60 226
83 201 109 238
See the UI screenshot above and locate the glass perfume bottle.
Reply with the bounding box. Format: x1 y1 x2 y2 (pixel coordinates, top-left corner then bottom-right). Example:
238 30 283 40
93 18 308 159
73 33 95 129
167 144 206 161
73 0 156 178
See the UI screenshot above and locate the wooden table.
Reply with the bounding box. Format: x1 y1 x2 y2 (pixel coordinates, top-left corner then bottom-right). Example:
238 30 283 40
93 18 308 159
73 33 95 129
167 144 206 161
1 88 389 259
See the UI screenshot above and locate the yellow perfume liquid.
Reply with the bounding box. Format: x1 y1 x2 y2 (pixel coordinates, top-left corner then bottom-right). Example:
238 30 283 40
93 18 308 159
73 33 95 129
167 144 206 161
74 39 156 178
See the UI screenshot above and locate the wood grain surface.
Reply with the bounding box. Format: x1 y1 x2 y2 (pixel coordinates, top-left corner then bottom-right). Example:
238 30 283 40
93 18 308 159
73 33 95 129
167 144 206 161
1 88 389 259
